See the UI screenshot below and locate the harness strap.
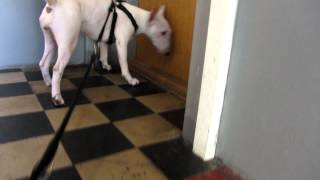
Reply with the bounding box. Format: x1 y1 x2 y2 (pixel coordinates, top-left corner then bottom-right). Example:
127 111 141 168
117 3 138 32
98 2 115 42
107 8 118 44
98 0 139 45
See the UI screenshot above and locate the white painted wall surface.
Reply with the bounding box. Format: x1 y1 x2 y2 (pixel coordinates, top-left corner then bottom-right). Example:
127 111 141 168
0 0 86 68
217 0 320 179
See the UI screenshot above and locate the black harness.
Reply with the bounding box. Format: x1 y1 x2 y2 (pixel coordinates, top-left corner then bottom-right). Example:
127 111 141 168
30 1 138 179
98 0 138 44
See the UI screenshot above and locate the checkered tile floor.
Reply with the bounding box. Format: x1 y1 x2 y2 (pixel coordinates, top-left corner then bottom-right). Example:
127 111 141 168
0 66 218 180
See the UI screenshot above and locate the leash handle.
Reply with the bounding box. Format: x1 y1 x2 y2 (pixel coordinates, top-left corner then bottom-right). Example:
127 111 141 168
30 44 99 180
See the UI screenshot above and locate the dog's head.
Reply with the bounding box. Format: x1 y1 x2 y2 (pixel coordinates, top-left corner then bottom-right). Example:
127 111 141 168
146 6 172 55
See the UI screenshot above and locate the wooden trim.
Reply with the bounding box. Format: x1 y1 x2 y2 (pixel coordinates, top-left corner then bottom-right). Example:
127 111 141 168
129 60 187 99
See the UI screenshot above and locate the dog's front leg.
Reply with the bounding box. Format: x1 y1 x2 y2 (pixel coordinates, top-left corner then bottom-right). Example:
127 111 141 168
99 43 112 71
116 39 139 86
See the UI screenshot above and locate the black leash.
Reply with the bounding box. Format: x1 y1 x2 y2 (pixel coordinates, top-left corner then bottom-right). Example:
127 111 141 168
30 1 138 179
30 45 99 180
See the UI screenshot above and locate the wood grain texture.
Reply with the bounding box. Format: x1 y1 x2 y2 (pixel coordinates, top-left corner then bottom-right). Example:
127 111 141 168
132 0 196 98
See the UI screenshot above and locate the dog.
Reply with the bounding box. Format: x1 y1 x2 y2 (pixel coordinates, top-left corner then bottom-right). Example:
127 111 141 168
39 0 172 106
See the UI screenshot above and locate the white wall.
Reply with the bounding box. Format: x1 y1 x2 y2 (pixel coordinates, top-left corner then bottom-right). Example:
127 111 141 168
217 0 320 179
0 0 86 68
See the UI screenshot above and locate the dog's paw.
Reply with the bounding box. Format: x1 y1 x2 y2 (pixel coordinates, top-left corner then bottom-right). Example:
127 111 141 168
51 94 65 107
44 77 52 87
44 80 52 87
128 77 140 86
102 64 112 71
123 74 140 86
41 72 52 86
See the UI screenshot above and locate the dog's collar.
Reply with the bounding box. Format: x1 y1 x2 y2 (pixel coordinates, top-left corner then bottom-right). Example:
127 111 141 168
97 0 138 45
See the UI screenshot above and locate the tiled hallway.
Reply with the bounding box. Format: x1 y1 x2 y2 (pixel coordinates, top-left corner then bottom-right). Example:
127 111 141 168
0 67 220 180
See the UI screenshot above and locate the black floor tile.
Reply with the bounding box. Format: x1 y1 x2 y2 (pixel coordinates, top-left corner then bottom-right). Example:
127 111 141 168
70 76 113 88
0 112 54 143
47 167 82 180
108 65 121 74
141 138 218 179
62 124 133 163
120 82 165 97
94 61 121 75
19 166 81 180
0 82 32 97
37 90 90 110
63 65 91 77
24 71 43 81
0 68 21 73
96 98 153 121
160 109 185 130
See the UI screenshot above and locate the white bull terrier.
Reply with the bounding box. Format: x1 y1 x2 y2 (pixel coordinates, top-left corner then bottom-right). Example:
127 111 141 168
39 0 172 106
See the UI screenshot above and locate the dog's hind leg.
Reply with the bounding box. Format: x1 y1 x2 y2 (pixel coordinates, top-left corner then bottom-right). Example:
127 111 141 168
39 7 56 86
39 27 56 86
50 13 81 106
51 39 79 106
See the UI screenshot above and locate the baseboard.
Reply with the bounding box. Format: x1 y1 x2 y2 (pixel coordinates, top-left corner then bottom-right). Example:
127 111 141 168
0 62 87 72
129 60 187 99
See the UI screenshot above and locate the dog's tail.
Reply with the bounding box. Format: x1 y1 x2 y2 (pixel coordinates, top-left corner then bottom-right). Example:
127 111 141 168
46 0 57 6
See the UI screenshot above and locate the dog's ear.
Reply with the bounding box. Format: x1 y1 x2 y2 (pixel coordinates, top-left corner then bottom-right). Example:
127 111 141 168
158 5 166 16
47 0 57 6
149 5 166 22
149 8 158 22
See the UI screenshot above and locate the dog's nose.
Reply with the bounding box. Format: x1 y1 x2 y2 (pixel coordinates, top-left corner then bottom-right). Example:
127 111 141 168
165 52 171 56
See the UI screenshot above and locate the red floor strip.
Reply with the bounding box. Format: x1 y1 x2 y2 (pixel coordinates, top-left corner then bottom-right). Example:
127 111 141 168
187 166 243 180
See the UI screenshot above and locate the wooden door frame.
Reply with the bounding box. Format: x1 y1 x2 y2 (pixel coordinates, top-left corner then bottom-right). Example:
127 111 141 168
183 0 239 160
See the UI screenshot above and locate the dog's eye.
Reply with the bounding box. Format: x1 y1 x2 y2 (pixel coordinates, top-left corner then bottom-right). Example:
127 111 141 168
161 31 167 36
